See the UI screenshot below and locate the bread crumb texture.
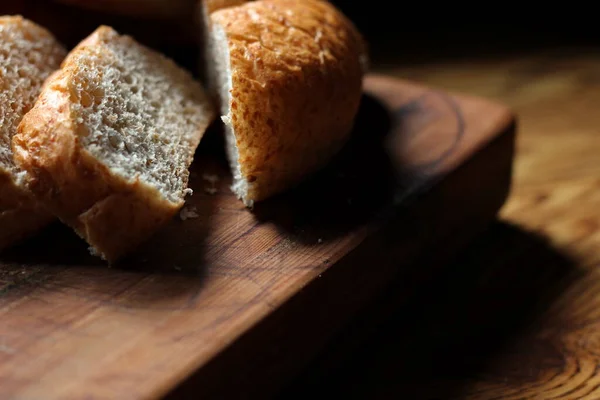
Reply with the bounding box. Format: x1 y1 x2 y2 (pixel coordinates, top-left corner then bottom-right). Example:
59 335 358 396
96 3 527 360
67 27 213 203
179 205 199 220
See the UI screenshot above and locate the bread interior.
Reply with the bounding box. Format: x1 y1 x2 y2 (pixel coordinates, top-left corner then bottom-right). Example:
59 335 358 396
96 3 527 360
208 21 251 206
68 33 211 204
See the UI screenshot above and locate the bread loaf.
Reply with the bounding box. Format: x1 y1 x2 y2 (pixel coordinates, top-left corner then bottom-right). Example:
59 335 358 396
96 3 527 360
202 0 367 206
0 16 66 251
13 26 216 262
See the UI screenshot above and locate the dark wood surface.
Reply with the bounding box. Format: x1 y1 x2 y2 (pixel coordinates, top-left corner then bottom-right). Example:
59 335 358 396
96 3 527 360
280 50 600 399
0 75 514 399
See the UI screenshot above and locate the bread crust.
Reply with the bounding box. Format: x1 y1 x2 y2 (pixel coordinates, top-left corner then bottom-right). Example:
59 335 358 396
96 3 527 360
0 16 66 251
13 27 214 263
211 0 366 203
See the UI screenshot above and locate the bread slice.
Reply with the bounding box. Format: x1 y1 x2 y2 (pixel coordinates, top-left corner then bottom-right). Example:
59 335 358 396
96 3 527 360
202 0 367 207
0 16 66 251
12 26 216 262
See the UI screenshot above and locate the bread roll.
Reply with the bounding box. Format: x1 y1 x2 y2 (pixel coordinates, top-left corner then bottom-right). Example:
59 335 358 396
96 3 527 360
202 0 367 206
13 26 215 262
0 16 66 251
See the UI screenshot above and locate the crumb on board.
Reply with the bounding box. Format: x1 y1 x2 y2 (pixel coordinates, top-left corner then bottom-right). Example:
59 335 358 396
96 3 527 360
202 173 219 195
88 246 99 257
317 238 323 244
184 188 193 197
280 238 293 249
179 206 199 221
202 173 219 184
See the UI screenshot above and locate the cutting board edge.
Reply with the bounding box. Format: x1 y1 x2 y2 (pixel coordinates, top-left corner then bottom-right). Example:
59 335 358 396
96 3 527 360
159 87 517 399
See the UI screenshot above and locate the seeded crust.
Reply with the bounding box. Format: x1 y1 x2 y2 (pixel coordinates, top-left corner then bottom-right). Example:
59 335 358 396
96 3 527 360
0 16 66 251
207 0 367 205
12 26 215 263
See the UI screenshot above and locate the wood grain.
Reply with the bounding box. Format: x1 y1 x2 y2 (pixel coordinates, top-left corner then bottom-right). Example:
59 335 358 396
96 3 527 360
0 75 514 399
281 50 600 400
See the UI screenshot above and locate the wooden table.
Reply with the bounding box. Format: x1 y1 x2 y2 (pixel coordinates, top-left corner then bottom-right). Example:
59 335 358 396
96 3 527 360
280 50 600 399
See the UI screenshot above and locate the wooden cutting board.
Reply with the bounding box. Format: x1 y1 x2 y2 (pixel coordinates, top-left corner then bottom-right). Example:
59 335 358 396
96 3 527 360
0 74 515 400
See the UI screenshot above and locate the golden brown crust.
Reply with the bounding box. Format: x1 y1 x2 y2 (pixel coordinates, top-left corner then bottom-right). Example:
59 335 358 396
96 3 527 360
77 191 178 260
12 27 212 263
211 0 366 203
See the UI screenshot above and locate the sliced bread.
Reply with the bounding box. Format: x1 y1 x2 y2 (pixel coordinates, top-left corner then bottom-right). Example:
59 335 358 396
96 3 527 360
12 26 216 262
202 0 367 207
0 15 66 251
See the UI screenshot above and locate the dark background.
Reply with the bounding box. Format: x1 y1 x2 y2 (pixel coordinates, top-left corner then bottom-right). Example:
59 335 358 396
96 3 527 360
328 3 597 65
3 2 597 69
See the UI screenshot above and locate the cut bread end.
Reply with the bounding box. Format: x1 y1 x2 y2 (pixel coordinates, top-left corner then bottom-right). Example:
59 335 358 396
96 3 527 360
201 2 253 206
211 23 252 207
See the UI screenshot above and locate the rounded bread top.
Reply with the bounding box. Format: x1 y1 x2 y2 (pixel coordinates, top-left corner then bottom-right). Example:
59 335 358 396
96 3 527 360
211 0 367 202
